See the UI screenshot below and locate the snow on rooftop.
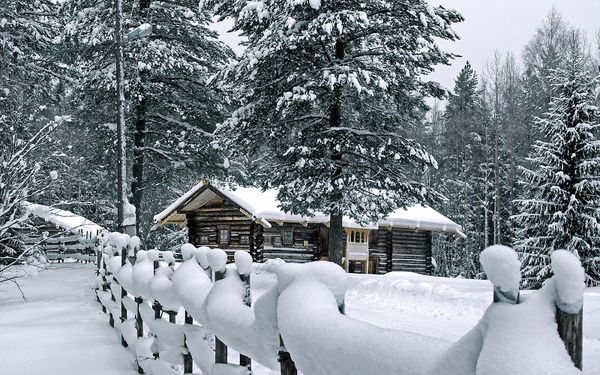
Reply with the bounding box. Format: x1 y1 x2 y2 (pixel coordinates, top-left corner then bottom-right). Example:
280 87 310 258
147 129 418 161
22 201 104 238
153 181 463 236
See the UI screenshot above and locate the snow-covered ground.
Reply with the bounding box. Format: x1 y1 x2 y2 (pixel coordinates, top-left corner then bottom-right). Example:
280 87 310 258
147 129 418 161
1 260 599 374
0 262 138 375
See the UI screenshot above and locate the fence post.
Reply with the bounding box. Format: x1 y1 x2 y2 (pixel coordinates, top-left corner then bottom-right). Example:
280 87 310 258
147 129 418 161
556 306 583 370
152 258 161 320
236 251 252 371
551 250 585 370
120 245 129 347
183 311 194 374
214 267 228 365
278 336 297 375
135 297 144 339
207 249 229 366
479 245 521 305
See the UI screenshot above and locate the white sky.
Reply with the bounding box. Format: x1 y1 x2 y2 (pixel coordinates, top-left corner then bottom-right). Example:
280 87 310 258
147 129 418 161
429 0 600 93
212 0 600 98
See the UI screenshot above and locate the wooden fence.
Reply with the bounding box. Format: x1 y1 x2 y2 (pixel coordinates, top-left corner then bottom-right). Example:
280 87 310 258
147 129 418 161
95 240 584 374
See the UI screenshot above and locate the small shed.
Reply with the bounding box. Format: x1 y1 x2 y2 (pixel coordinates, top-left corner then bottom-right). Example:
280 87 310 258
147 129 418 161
19 202 103 262
153 181 465 275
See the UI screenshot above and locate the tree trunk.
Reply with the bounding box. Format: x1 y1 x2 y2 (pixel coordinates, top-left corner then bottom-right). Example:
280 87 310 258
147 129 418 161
132 97 146 234
130 0 152 234
115 0 127 231
328 213 344 266
328 39 345 267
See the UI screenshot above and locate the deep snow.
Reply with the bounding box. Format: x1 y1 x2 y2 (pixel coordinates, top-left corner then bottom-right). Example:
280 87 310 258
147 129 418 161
0 262 138 374
1 260 599 374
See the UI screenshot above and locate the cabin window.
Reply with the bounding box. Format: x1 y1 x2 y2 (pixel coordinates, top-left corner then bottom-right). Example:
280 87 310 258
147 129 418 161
283 229 293 245
240 235 249 245
200 236 209 244
219 228 229 244
349 230 368 244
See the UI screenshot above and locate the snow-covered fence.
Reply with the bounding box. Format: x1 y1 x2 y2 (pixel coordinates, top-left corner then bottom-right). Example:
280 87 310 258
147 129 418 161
94 235 586 375
551 251 585 370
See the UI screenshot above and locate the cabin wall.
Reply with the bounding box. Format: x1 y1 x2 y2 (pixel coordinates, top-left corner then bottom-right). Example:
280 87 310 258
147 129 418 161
370 228 432 275
183 196 433 273
262 222 322 263
186 203 255 261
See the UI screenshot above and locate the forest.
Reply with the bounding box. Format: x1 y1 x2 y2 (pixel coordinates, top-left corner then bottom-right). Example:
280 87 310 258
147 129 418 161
1 0 599 288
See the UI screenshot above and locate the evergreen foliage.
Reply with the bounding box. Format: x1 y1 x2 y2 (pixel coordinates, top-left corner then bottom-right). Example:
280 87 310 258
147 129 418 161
430 62 490 278
513 33 600 287
58 0 235 238
209 0 463 263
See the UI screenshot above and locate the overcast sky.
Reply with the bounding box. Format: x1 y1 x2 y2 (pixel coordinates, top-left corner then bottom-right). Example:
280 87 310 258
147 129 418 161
212 0 600 98
428 0 600 92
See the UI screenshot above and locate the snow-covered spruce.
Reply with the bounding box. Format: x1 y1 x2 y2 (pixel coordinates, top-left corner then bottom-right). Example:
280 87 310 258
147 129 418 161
512 40 600 287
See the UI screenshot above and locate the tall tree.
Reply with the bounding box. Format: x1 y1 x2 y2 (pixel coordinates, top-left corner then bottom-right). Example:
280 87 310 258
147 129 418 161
59 0 235 238
0 0 64 142
210 0 463 265
522 7 570 120
513 31 600 287
432 62 489 278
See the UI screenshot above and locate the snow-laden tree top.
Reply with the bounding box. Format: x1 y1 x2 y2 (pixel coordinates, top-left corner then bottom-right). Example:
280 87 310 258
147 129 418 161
207 0 464 226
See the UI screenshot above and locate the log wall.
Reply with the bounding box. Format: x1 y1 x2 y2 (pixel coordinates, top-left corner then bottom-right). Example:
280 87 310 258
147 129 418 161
371 228 432 275
184 197 432 273
262 222 322 263
186 202 255 262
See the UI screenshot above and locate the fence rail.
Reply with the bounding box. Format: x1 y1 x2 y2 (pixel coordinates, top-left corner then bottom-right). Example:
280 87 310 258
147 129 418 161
94 233 585 374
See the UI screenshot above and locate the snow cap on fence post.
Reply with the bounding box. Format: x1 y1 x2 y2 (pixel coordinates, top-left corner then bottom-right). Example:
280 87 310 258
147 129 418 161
147 249 159 262
551 250 585 370
109 232 129 255
195 246 211 269
207 248 228 273
234 250 253 276
162 251 175 265
480 245 521 304
181 243 197 261
551 250 585 314
276 261 348 308
129 235 141 253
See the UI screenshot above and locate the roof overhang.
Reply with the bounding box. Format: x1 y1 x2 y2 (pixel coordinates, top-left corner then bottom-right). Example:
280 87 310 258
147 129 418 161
152 181 465 238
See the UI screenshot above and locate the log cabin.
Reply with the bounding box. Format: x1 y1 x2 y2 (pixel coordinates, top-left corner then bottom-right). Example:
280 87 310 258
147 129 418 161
18 202 103 262
152 181 465 275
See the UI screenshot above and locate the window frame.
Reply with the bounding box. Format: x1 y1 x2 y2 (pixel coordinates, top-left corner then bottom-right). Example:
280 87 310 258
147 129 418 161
282 228 293 246
218 227 230 245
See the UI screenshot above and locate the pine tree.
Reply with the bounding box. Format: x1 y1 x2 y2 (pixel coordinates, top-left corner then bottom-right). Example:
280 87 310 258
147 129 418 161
513 32 600 287
209 0 463 264
0 0 63 142
59 0 235 236
432 62 489 278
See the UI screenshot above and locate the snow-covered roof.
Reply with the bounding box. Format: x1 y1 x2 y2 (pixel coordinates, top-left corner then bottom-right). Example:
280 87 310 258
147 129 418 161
22 201 104 238
152 181 465 237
